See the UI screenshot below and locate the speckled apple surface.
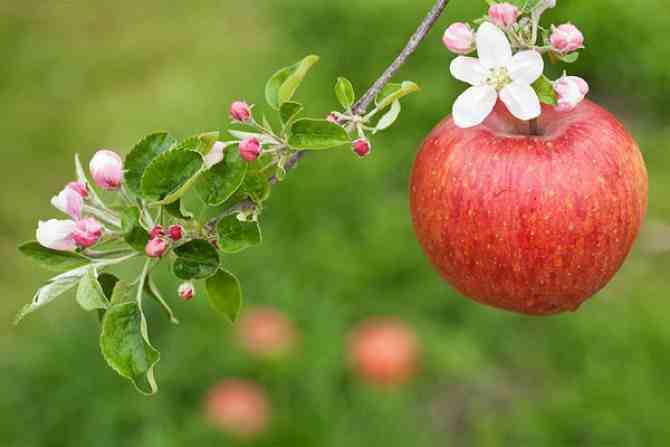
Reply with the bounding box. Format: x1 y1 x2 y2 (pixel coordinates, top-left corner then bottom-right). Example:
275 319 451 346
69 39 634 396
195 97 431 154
410 100 648 315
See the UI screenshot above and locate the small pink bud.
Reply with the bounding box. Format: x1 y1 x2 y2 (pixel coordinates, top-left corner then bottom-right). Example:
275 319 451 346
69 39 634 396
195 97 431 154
442 23 475 55
145 237 169 258
51 185 83 220
67 181 89 198
239 137 261 162
178 281 195 301
554 75 589 112
149 225 164 239
72 217 104 248
488 3 520 29
168 224 183 241
230 101 252 122
89 150 123 190
352 138 371 158
550 23 584 54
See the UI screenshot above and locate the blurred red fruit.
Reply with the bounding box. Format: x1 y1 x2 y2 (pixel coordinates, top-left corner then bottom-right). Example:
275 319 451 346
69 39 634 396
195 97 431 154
236 306 297 358
204 379 270 439
348 318 420 386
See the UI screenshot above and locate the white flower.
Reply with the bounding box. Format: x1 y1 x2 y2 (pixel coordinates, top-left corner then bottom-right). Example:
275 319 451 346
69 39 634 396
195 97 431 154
36 219 77 251
450 22 544 128
51 186 83 220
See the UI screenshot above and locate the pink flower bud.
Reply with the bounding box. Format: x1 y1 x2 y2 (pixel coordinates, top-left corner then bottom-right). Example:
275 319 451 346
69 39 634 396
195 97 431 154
230 101 252 122
149 225 164 239
36 219 77 251
168 224 183 241
178 281 195 301
67 181 89 198
145 238 169 258
89 150 123 190
550 23 584 54
442 23 475 55
239 138 261 162
352 138 371 158
488 3 520 29
51 185 83 220
72 217 104 248
554 75 589 112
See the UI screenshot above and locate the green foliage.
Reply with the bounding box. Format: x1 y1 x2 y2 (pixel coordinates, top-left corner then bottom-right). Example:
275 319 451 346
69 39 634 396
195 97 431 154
375 99 402 132
280 101 304 126
194 144 247 206
288 118 351 150
121 207 150 252
172 240 220 280
216 215 262 253
532 75 558 106
18 241 90 272
205 269 243 323
335 77 356 110
124 132 176 195
141 149 203 203
76 267 110 311
375 81 420 111
265 54 320 110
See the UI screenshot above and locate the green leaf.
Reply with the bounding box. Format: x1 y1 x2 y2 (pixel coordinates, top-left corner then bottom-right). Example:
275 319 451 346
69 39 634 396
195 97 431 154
98 273 120 300
145 276 179 324
280 101 304 126
265 55 320 110
240 174 271 203
164 200 191 220
124 132 176 195
216 215 262 253
335 77 356 110
172 240 220 280
76 267 109 311
99 302 160 395
171 132 220 156
18 241 90 272
532 75 558 106
121 207 150 252
506 0 543 12
141 150 203 203
179 188 231 224
557 52 579 64
110 279 133 305
374 81 420 111
206 269 243 323
194 144 247 206
288 119 350 150
375 99 401 132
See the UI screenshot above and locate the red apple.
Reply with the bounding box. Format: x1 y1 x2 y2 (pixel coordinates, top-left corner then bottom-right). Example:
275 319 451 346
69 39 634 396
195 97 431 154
236 306 297 358
410 100 648 315
348 318 420 386
204 379 270 438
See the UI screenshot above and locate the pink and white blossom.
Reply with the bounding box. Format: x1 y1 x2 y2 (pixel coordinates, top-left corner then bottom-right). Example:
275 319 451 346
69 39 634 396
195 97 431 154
149 225 165 239
146 238 169 258
51 186 83 220
488 3 519 29
72 217 103 248
36 219 77 251
450 22 544 128
89 150 124 190
550 23 584 54
67 181 89 198
239 138 262 162
230 101 252 122
443 23 475 55
178 282 195 301
554 75 589 112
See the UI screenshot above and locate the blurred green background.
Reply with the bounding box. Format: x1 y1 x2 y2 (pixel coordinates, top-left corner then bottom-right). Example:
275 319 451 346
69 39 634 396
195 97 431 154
2 0 670 445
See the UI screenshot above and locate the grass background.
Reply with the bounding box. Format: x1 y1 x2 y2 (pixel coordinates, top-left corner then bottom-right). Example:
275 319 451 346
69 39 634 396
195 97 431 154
2 0 670 445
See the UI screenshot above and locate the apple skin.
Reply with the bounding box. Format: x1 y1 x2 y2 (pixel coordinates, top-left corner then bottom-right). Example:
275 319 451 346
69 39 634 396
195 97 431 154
410 100 648 315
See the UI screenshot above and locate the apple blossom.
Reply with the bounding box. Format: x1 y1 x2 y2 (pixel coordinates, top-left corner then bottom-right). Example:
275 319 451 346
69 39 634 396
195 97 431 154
230 101 252 122
36 219 77 251
352 138 371 157
89 150 123 190
450 22 544 128
442 22 475 55
178 282 195 301
168 224 183 241
550 23 584 54
204 380 270 439
72 217 103 248
67 181 89 198
145 238 169 258
488 3 519 29
149 225 164 239
236 306 297 358
204 141 227 168
554 75 589 112
239 137 261 162
51 185 83 220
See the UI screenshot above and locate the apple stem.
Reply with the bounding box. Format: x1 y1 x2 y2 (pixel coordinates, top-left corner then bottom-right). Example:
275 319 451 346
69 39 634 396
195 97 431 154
529 118 540 136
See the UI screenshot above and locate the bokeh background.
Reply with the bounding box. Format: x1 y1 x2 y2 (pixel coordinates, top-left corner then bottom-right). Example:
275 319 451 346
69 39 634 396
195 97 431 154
2 0 670 445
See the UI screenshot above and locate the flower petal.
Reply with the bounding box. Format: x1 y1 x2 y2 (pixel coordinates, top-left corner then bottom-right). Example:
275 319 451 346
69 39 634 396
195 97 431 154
499 81 541 121
450 57 487 86
36 219 77 251
506 50 544 85
476 22 512 69
452 85 498 128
